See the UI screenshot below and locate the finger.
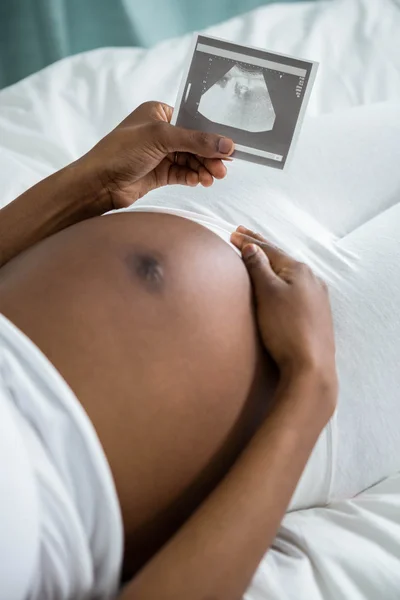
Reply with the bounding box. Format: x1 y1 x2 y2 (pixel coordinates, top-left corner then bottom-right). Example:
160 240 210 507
118 101 171 128
141 101 174 123
230 231 295 273
190 154 228 180
186 170 200 186
199 166 214 187
154 122 234 158
178 152 202 171
183 154 214 186
196 156 227 179
241 244 282 292
158 103 173 123
168 164 199 187
236 225 265 242
175 152 187 167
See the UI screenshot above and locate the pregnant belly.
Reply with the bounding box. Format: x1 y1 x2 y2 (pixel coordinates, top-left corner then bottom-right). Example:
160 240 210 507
0 210 274 575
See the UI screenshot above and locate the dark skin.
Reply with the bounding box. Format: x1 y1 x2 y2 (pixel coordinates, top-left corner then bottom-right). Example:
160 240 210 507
0 101 234 268
0 210 275 578
0 101 337 599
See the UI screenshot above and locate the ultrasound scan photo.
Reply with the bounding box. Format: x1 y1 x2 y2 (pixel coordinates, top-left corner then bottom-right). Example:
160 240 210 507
198 64 276 133
172 34 318 170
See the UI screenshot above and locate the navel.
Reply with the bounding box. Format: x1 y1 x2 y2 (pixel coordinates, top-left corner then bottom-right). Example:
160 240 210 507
125 251 165 292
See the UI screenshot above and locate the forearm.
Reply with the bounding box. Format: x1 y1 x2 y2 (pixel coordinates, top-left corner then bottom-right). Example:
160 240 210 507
121 369 334 600
0 160 108 268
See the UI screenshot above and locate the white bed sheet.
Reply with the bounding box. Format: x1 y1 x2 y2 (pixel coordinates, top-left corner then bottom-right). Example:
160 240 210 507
1 0 400 598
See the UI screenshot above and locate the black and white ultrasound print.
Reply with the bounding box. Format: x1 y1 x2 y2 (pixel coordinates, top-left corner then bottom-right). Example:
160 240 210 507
172 34 318 170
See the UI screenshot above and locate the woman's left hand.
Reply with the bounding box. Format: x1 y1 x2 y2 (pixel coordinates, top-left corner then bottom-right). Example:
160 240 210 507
80 101 234 210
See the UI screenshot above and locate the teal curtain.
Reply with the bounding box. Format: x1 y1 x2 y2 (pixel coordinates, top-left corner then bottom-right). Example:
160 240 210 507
0 0 308 89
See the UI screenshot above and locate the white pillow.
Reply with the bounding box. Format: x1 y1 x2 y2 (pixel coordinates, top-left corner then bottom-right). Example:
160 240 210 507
1 0 399 208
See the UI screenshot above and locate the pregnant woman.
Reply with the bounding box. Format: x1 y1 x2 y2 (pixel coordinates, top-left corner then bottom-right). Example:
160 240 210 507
0 101 340 600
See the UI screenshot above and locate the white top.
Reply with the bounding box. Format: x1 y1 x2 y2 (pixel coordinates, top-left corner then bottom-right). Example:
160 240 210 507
0 314 123 600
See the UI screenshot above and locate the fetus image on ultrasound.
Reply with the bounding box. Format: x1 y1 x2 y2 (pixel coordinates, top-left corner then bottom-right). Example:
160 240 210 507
198 64 276 133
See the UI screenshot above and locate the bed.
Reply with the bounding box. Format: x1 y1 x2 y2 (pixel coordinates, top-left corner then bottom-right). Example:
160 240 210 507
1 0 400 597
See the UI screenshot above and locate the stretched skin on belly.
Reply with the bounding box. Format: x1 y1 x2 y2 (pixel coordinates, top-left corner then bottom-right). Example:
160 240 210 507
0 211 276 577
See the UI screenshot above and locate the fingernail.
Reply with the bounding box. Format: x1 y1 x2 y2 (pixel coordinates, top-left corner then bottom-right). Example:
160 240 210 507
237 225 247 233
218 137 234 154
242 244 257 259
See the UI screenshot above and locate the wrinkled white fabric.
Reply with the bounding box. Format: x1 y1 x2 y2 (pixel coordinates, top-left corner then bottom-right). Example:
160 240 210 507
0 315 123 600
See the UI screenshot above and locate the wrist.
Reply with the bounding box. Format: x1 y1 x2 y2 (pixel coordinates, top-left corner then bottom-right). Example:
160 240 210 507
68 158 113 217
281 356 337 394
277 364 338 429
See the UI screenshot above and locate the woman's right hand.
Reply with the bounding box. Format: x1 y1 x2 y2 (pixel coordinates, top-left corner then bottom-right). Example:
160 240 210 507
231 226 338 417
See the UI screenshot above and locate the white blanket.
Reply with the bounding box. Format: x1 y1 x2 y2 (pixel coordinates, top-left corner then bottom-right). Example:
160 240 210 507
1 0 400 598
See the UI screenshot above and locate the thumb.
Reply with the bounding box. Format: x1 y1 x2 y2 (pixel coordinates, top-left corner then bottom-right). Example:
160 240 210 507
242 244 281 292
158 123 234 158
